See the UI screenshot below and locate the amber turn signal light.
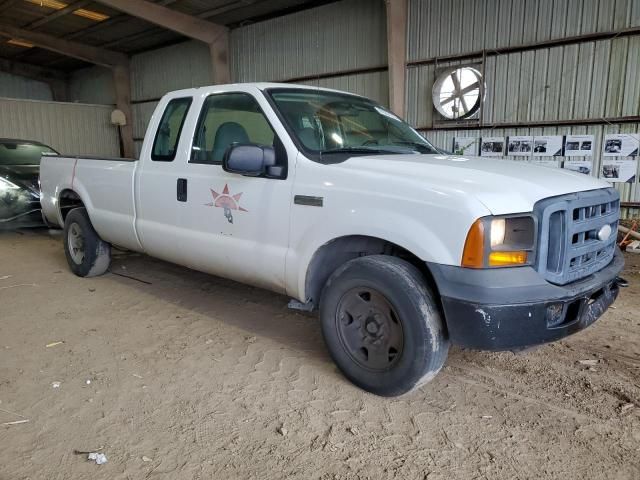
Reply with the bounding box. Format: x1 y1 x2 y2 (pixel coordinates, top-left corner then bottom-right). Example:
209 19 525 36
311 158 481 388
488 251 528 266
461 219 485 268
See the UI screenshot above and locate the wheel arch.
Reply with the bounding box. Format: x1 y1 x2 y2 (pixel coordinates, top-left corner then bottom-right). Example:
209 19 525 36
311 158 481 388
58 188 86 224
303 235 443 313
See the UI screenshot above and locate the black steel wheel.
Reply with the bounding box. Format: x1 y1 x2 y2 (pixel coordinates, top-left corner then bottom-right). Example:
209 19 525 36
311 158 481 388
336 287 404 372
320 255 449 396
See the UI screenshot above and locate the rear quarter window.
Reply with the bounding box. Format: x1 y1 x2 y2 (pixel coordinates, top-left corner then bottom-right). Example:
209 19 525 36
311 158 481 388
152 97 192 161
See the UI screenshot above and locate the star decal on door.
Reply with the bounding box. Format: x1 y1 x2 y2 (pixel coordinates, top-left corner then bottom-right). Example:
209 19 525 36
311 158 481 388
204 184 248 224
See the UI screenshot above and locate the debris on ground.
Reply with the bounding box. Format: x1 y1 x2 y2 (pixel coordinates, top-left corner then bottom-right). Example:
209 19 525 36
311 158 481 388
578 359 599 366
45 341 64 348
0 283 38 291
52 381 61 389
87 452 108 465
347 426 359 436
620 403 635 413
142 456 153 462
2 419 29 426
276 425 288 436
627 240 640 253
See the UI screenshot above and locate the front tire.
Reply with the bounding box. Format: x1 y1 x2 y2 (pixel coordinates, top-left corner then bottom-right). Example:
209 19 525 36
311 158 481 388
320 255 449 396
63 207 111 277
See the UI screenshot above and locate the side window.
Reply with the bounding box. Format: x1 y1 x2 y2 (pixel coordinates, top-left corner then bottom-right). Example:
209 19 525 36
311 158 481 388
191 93 276 164
152 97 192 161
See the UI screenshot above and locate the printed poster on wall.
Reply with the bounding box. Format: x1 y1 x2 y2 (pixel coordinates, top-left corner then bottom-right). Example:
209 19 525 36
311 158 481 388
532 136 563 156
602 133 639 157
507 136 533 156
564 135 594 157
453 137 479 156
480 137 505 157
564 159 593 175
601 159 638 183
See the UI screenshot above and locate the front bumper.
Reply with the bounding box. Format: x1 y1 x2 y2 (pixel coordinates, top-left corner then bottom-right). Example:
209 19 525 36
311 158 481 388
428 249 625 350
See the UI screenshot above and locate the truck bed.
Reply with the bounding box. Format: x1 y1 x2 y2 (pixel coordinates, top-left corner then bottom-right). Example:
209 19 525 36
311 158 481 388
40 155 142 251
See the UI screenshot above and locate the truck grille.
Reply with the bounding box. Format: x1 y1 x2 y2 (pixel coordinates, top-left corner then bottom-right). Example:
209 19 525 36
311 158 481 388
535 188 619 285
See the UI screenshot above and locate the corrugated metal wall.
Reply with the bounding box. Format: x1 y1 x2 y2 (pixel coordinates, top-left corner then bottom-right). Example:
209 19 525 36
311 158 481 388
128 40 214 155
231 0 387 89
0 72 52 101
0 97 120 156
408 0 640 209
68 66 116 105
407 0 640 62
299 71 389 105
130 40 213 102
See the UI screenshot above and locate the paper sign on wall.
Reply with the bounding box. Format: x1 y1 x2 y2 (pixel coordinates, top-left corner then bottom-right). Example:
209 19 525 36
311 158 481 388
601 159 638 183
532 136 563 156
480 137 505 157
507 136 533 156
564 159 593 175
564 135 594 157
602 133 639 157
453 137 479 156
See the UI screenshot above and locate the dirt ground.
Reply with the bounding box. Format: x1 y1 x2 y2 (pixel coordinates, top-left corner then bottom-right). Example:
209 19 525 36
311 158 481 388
0 229 638 480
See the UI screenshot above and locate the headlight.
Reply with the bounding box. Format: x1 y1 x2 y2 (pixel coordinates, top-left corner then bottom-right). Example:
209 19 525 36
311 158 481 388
0 177 20 191
462 215 536 268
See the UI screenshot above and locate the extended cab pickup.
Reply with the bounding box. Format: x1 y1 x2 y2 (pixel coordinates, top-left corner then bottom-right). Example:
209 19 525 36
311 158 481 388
40 83 624 396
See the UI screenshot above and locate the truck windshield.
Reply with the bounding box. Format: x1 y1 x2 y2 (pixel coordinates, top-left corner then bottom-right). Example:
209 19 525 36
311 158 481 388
0 141 58 166
268 89 440 159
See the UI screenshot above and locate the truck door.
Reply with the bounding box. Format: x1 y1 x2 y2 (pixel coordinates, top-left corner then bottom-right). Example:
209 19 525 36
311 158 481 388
140 90 294 294
135 96 194 262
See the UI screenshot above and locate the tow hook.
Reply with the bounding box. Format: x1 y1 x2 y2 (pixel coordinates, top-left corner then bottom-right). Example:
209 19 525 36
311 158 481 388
615 276 629 288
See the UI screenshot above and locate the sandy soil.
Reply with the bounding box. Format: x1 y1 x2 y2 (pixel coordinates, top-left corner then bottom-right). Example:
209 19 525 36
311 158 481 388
0 229 639 480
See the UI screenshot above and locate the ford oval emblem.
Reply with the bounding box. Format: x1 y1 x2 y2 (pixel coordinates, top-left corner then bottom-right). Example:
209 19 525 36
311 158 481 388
597 224 612 242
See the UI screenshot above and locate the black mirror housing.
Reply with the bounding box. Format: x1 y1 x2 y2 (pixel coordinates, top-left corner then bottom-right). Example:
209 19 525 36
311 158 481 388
222 144 276 177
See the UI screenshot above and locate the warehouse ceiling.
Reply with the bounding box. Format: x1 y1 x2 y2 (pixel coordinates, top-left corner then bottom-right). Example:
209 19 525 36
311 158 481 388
0 0 328 71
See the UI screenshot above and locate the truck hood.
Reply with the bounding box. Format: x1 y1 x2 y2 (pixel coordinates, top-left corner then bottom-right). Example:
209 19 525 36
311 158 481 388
337 154 610 215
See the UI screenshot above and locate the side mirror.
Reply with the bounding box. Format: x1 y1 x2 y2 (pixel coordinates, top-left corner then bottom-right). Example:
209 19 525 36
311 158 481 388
223 144 279 177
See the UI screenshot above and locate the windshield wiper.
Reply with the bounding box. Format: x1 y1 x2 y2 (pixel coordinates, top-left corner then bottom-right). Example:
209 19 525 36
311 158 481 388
319 146 388 154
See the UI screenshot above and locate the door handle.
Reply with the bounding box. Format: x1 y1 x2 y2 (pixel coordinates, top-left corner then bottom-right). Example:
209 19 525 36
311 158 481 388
177 178 187 202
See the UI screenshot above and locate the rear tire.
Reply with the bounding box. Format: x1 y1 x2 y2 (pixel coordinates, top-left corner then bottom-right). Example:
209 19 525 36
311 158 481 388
320 255 449 396
63 207 111 277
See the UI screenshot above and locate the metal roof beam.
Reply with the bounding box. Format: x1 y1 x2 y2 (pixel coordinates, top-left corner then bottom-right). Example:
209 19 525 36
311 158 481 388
0 22 128 67
64 0 179 40
23 0 93 30
385 0 408 118
93 0 230 84
93 0 227 44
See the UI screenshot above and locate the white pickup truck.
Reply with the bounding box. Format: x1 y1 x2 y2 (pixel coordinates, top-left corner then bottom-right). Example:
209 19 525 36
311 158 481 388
40 83 624 396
